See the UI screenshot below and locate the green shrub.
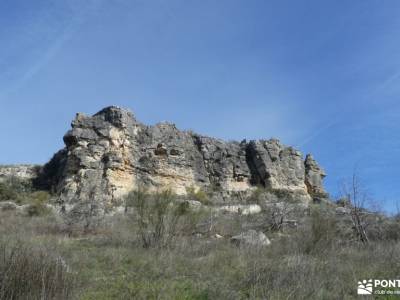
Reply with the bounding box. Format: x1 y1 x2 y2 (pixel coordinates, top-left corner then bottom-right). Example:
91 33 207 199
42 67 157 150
247 186 264 204
6 176 33 194
26 191 52 216
0 178 53 217
0 176 34 202
0 182 18 202
186 186 211 205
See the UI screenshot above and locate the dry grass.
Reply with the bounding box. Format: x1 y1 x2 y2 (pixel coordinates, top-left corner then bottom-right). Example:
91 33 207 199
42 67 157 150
0 236 74 300
1 197 400 299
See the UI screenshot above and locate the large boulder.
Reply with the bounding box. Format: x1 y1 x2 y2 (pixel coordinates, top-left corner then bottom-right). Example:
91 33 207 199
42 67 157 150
216 204 262 215
231 230 271 247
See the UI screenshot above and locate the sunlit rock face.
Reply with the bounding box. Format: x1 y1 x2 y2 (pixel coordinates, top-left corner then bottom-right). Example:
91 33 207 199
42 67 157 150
37 106 327 212
246 139 308 193
304 154 327 198
0 165 39 182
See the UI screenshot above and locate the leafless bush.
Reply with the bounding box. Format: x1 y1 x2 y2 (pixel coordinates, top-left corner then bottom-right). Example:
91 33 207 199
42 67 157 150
340 172 371 244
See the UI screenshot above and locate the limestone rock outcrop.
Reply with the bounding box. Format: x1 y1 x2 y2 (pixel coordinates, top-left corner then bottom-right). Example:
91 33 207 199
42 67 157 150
247 139 308 193
0 165 39 182
231 230 271 247
32 106 327 212
304 154 327 197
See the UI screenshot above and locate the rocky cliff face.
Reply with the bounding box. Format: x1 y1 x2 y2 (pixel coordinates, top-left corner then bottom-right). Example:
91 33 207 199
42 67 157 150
35 106 326 212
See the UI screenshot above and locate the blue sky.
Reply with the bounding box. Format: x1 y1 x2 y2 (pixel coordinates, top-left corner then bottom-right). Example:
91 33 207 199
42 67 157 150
1 0 400 211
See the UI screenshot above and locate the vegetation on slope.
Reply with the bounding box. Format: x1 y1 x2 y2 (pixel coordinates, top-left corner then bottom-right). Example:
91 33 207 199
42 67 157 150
0 181 400 299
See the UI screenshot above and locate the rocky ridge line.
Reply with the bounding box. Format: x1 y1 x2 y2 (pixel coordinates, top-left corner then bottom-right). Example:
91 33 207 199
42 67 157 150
3 106 327 214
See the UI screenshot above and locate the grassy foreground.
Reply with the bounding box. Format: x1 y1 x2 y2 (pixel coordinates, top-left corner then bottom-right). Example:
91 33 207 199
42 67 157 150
0 201 399 300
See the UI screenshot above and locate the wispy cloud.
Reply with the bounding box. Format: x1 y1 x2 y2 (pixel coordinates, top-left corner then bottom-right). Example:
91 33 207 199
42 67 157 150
373 70 400 95
0 1 104 99
296 119 338 148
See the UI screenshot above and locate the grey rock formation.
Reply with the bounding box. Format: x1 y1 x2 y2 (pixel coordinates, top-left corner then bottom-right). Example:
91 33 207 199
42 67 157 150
231 230 271 246
0 165 39 182
215 204 262 215
247 139 308 193
13 106 327 213
304 154 327 197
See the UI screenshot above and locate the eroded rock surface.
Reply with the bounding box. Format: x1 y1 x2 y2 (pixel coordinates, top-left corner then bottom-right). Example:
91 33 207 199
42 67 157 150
26 106 327 213
305 154 327 198
247 139 308 194
216 204 262 215
231 230 271 247
0 165 39 182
